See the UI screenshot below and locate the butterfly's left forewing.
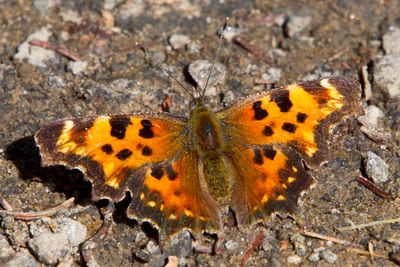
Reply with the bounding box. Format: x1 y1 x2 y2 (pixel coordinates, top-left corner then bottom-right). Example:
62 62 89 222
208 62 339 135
218 76 361 225
35 114 221 234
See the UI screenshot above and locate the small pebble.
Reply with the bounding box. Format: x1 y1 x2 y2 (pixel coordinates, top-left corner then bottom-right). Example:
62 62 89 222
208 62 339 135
33 0 60 14
365 151 389 184
320 249 338 264
374 53 400 98
28 232 71 265
225 240 239 251
168 230 192 258
382 27 400 54
0 234 13 258
261 68 282 82
290 233 307 256
56 218 87 247
188 59 226 95
308 251 320 262
146 240 161 254
68 61 88 75
186 41 201 53
285 15 312 37
219 26 241 41
4 250 40 267
169 34 191 50
287 255 302 265
14 27 57 68
357 105 384 129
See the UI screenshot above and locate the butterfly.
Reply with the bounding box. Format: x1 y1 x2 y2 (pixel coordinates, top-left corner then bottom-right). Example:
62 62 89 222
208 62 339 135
35 70 361 236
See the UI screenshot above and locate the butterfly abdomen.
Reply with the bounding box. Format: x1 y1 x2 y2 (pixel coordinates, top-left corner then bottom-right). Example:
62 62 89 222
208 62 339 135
189 104 232 203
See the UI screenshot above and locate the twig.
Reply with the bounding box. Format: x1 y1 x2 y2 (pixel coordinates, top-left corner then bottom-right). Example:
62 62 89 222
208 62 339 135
241 231 265 266
301 231 361 248
0 198 75 220
337 217 400 231
0 197 13 211
347 248 389 259
368 242 374 264
356 175 391 199
361 65 372 101
327 47 349 62
233 36 272 64
29 40 82 61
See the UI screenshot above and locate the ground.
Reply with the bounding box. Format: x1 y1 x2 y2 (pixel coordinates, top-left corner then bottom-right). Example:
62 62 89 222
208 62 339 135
0 0 399 266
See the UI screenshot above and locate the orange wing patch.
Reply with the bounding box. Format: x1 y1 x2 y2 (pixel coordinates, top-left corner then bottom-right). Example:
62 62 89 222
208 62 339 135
219 77 361 166
128 153 221 234
229 144 313 225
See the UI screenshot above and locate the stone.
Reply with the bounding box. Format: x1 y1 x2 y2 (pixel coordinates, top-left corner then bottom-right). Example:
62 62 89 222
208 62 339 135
169 34 191 50
188 59 226 94
261 68 282 82
4 250 40 267
374 53 400 98
68 61 88 75
33 0 60 14
219 26 241 41
167 230 192 258
285 15 312 37
28 232 71 265
290 233 307 256
55 218 87 247
357 105 384 130
320 249 338 264
0 234 14 258
225 240 239 251
383 27 400 54
287 255 302 265
365 151 389 184
14 27 57 68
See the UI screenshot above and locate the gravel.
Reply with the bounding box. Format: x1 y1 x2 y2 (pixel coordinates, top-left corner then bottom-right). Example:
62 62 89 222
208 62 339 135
28 232 71 265
365 151 389 183
287 255 302 265
169 34 192 50
285 15 312 37
188 59 226 95
382 27 400 54
14 27 58 68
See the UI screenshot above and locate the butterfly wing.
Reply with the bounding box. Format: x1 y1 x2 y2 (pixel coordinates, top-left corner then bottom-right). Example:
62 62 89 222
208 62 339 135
35 114 221 234
217 76 361 224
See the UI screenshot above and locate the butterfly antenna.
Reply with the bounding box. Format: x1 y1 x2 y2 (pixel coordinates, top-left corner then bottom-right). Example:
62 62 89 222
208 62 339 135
136 42 195 100
200 17 229 101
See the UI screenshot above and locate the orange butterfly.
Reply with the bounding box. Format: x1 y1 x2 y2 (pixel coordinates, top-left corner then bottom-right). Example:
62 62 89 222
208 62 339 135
35 72 361 236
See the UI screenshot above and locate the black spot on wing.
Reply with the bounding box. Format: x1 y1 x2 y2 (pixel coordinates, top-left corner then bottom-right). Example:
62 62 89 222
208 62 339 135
141 146 152 156
165 164 178 181
282 122 297 133
297 112 308 123
110 116 131 139
116 149 133 161
263 125 274 136
151 166 164 180
139 120 154 139
263 147 277 160
252 101 268 120
271 90 293 112
253 148 264 165
101 144 113 154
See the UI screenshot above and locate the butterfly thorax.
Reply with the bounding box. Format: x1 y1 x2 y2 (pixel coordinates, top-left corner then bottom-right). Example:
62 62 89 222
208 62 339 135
190 103 225 156
189 103 231 203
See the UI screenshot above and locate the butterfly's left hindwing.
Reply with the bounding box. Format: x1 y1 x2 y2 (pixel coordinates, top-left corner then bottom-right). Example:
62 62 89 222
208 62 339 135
35 114 221 234
218 76 361 223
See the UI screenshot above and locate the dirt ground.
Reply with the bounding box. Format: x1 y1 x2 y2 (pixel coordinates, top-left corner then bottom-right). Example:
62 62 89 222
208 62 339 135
0 0 399 266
